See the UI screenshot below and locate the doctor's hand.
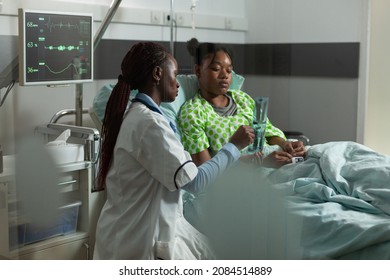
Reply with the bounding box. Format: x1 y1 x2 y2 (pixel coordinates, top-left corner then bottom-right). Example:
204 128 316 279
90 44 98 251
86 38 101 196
229 125 255 151
240 151 264 165
263 150 293 168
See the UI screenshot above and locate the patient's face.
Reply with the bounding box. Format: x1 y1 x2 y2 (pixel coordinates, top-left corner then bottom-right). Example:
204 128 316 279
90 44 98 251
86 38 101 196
196 50 233 98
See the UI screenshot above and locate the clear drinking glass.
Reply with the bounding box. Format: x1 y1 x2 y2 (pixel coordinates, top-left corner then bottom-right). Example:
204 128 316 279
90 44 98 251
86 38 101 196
248 97 268 153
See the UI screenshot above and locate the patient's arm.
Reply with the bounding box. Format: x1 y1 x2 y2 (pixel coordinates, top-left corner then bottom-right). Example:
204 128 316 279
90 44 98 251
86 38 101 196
191 149 212 166
191 125 256 166
267 135 287 148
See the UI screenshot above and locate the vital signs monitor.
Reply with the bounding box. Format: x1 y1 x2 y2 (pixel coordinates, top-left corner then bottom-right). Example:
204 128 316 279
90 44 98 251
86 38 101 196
18 9 93 86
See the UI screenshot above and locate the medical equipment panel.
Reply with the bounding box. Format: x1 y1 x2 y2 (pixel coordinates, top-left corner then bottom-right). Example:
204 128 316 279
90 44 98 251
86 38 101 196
18 9 93 86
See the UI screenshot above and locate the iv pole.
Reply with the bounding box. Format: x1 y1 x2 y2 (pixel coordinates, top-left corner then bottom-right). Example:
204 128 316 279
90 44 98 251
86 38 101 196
170 0 175 55
94 0 122 51
75 0 122 126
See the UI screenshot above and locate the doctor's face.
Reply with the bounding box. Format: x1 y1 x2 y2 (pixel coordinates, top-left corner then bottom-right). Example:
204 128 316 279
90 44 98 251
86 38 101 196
160 56 179 103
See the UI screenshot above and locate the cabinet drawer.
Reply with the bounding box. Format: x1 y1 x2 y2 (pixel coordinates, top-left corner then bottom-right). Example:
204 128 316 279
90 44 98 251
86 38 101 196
13 236 89 260
58 171 80 192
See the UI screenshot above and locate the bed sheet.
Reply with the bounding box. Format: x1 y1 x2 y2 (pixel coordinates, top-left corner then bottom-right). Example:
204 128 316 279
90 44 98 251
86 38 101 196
184 141 390 259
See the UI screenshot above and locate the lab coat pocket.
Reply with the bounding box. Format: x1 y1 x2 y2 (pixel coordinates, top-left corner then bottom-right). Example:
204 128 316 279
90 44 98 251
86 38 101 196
154 240 176 260
154 238 198 260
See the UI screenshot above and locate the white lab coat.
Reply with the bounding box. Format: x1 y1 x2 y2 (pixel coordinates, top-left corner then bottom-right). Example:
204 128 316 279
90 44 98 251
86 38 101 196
93 102 215 260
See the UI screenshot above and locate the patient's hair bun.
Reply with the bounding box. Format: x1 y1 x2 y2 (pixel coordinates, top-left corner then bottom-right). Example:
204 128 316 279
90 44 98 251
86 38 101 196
186 37 199 57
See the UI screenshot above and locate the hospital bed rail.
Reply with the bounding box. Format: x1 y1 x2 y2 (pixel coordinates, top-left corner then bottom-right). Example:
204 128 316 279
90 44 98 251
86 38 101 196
50 108 89 124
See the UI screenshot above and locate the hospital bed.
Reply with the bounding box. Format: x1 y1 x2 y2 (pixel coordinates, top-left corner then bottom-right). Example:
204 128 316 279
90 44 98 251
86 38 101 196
91 73 390 260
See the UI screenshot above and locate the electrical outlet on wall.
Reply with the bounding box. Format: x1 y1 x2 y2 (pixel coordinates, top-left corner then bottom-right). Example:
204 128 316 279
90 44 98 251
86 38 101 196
175 13 185 26
150 11 162 25
225 18 233 30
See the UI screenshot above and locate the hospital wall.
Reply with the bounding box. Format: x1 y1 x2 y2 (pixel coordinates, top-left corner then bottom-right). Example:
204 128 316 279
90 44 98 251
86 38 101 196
0 0 387 155
244 0 367 147
365 0 390 156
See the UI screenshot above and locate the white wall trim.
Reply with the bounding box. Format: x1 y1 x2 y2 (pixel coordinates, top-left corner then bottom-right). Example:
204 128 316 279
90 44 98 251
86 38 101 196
356 0 371 144
0 0 248 31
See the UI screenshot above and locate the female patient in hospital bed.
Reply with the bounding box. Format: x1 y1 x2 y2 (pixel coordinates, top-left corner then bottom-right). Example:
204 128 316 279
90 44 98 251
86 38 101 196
177 38 306 168
91 44 306 170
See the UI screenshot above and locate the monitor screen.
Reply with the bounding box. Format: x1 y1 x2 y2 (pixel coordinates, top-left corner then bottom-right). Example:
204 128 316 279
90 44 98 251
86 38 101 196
18 9 93 86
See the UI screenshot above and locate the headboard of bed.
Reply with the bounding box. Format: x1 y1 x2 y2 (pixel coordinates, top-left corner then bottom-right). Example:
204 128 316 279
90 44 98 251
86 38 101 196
91 72 245 137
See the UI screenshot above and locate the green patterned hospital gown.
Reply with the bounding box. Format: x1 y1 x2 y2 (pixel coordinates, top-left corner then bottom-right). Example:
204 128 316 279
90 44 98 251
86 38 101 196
178 90 286 155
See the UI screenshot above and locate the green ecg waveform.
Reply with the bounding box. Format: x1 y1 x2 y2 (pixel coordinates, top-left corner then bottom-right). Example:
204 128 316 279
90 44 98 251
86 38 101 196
45 19 80 32
45 45 80 51
31 62 87 76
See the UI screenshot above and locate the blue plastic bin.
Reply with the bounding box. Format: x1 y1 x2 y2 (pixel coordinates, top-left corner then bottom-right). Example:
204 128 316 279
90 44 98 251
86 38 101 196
15 201 82 246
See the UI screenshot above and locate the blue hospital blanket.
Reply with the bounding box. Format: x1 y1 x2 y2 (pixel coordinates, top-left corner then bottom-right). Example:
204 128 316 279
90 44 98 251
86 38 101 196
185 141 390 259
260 141 390 259
267 141 390 215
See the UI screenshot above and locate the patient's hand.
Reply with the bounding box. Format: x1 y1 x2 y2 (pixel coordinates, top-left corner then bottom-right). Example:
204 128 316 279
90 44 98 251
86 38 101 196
240 145 303 168
283 141 306 157
240 150 292 168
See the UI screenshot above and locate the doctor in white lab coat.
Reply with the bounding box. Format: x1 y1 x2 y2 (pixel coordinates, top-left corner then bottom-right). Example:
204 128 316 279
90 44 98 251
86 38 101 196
93 42 254 260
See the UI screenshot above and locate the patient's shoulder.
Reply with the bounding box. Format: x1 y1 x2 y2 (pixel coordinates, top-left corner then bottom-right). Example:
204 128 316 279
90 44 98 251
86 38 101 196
229 89 250 98
181 92 205 107
229 89 255 105
179 93 210 119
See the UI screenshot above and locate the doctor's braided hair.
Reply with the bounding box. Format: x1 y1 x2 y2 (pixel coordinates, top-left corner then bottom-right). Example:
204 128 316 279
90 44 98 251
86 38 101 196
97 42 171 191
